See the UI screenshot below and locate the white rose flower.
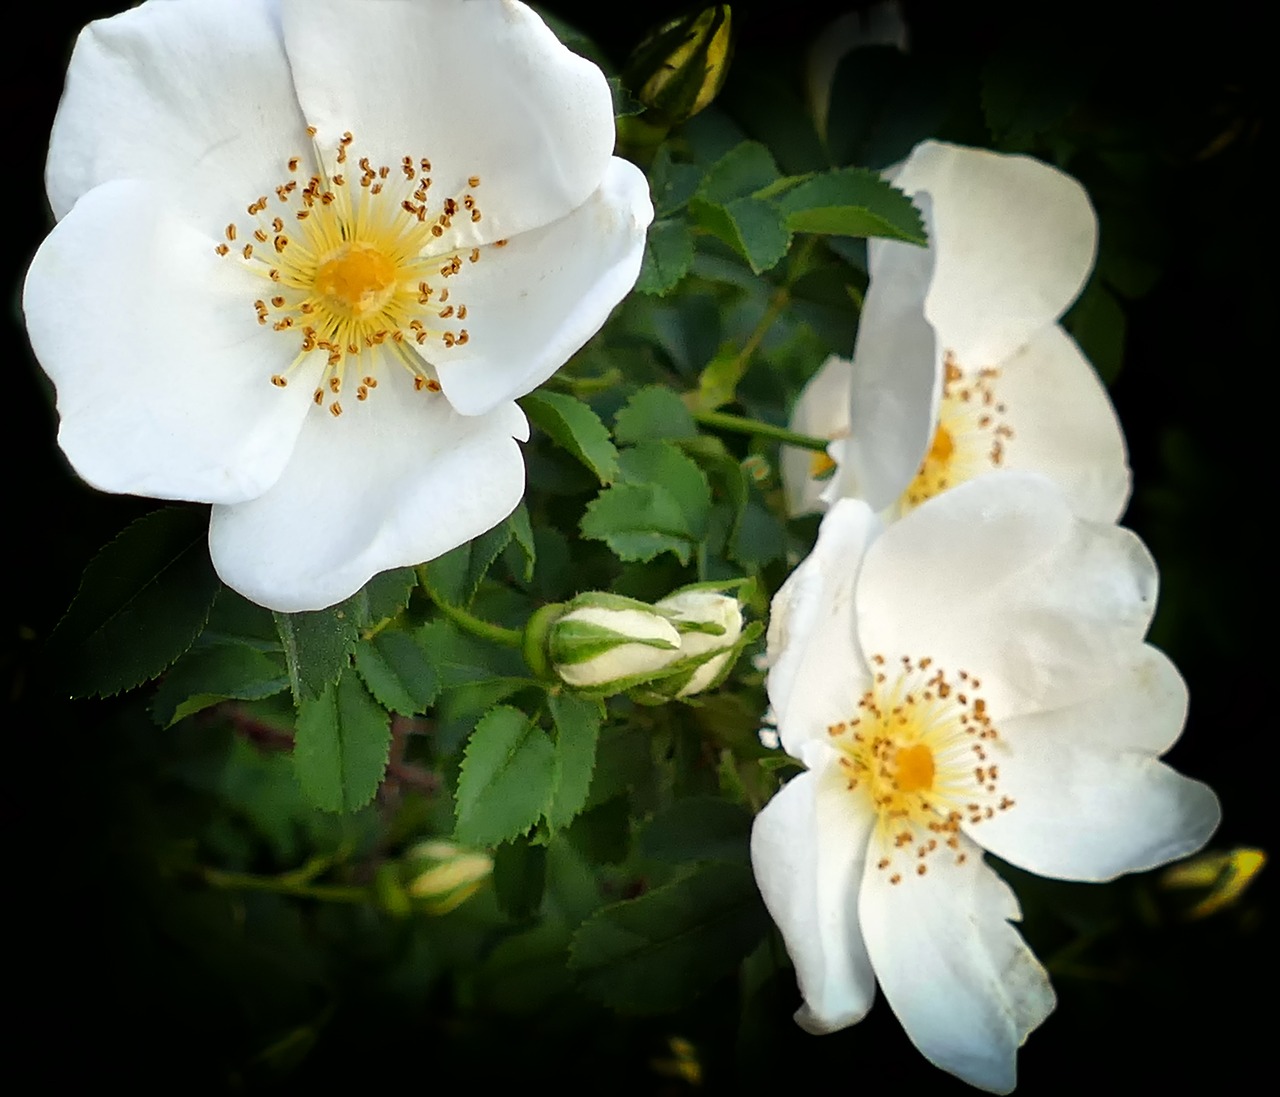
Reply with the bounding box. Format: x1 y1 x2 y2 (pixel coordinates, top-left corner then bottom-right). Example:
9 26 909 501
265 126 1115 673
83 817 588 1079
751 475 1219 1093
24 0 653 612
785 141 1128 523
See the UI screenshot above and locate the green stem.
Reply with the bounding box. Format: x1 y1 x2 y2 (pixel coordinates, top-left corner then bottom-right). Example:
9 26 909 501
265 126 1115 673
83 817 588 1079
202 867 370 904
418 567 523 648
692 409 830 451
733 287 789 378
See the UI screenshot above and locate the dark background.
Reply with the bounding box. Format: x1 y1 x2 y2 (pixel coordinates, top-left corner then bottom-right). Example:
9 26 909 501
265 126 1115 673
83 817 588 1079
7 1 1268 1091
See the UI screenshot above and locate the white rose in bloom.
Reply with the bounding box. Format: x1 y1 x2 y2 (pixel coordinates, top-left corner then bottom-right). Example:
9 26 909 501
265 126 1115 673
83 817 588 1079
752 476 1219 1093
787 141 1128 523
23 0 653 612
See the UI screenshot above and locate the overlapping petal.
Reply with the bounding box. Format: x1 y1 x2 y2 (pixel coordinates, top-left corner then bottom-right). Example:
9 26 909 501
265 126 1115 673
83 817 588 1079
209 373 527 612
766 499 877 754
854 475 1158 719
46 0 304 230
282 0 616 246
24 179 316 504
991 325 1130 522
860 842 1055 1094
893 140 1097 367
431 159 653 415
976 647 1220 881
828 206 939 512
750 760 878 1034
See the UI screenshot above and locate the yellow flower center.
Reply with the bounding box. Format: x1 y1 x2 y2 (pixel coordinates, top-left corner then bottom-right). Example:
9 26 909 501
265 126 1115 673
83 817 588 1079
314 242 398 318
897 352 1014 515
216 129 509 417
826 654 1014 884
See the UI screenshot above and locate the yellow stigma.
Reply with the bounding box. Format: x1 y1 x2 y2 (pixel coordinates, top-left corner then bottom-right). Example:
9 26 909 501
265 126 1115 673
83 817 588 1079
217 132 487 415
826 654 1013 884
897 352 1013 515
314 242 397 318
894 742 935 794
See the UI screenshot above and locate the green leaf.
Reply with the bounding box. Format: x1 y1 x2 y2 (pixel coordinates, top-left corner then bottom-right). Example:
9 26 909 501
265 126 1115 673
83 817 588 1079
696 141 781 205
293 668 391 813
521 390 619 485
568 862 770 1012
614 386 698 445
580 482 696 564
649 145 703 218
640 797 752 864
274 601 359 705
546 693 604 832
691 195 791 274
47 506 220 698
506 504 536 582
493 836 547 920
353 567 417 627
353 629 440 715
619 441 712 538
636 218 695 295
778 167 926 245
606 74 644 118
455 706 557 847
151 644 288 727
690 142 792 273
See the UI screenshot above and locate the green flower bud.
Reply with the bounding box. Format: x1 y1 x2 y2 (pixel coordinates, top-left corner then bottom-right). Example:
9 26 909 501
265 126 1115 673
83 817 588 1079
403 840 493 916
623 5 734 126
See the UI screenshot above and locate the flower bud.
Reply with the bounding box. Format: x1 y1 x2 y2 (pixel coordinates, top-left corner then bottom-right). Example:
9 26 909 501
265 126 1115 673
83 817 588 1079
545 592 682 690
648 589 744 698
527 588 749 699
403 839 493 916
623 5 734 126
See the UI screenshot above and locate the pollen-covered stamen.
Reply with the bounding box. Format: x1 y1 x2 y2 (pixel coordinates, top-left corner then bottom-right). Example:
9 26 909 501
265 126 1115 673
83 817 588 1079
898 352 1013 513
827 654 1011 883
217 133 487 412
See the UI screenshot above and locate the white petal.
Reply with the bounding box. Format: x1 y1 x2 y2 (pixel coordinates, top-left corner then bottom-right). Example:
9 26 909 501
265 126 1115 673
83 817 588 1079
282 0 615 246
209 373 528 612
829 206 940 511
975 646 1221 881
996 325 1130 522
893 141 1097 366
782 354 853 517
430 159 652 415
47 0 305 229
767 500 879 755
750 763 878 1033
860 840 1056 1093
23 179 315 505
856 473 1160 720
